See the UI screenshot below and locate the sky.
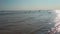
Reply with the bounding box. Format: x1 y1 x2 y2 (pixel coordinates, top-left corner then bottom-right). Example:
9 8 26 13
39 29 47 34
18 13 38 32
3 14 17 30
0 0 60 10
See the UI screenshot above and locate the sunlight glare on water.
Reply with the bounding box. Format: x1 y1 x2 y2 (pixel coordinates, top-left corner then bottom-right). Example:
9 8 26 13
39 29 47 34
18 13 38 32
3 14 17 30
55 10 60 32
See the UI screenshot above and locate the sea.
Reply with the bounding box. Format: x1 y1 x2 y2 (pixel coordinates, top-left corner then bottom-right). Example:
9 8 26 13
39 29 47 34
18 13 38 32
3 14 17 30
0 10 57 34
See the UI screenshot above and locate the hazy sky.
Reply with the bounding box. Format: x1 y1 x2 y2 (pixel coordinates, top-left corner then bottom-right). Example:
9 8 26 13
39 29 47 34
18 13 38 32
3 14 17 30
0 0 60 10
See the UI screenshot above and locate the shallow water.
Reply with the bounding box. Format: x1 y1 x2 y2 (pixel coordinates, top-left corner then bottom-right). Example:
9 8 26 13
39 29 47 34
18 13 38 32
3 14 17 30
0 10 56 34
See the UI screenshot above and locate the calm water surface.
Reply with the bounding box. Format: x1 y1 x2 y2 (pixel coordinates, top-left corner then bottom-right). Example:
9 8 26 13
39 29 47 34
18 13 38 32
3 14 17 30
0 10 56 34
